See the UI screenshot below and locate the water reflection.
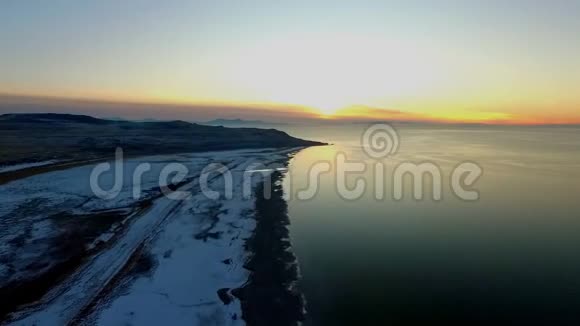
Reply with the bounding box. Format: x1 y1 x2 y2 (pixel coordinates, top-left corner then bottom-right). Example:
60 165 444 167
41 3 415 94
282 125 580 325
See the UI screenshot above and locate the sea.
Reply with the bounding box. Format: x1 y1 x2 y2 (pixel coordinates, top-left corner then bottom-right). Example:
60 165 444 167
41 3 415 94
278 123 580 325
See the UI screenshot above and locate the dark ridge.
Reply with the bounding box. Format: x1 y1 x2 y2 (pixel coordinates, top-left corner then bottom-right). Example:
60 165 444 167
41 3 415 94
0 113 326 167
0 113 111 124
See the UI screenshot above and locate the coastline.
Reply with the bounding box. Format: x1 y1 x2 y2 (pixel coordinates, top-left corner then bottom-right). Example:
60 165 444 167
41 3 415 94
234 169 306 326
0 147 312 325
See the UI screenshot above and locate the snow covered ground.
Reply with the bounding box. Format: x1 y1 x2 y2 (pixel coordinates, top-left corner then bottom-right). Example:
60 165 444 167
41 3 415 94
1 148 298 325
0 160 62 173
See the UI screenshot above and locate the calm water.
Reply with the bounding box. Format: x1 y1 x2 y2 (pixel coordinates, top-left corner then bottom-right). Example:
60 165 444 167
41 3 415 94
280 124 580 325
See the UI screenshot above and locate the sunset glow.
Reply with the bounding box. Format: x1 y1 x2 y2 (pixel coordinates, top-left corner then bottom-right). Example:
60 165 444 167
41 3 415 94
1 1 579 124
3 3 580 324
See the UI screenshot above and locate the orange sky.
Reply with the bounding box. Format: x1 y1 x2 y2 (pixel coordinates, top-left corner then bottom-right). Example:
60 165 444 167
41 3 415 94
1 94 578 125
1 2 579 124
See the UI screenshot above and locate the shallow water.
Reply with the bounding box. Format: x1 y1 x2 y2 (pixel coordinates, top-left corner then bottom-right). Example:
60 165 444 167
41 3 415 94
281 124 580 325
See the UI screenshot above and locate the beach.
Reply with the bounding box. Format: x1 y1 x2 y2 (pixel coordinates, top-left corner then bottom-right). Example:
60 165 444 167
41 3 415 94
1 148 307 325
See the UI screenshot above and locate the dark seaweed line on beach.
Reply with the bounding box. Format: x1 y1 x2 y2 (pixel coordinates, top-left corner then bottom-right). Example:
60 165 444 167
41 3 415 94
233 169 305 326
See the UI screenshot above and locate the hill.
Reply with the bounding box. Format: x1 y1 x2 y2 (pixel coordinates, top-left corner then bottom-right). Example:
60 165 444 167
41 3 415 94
0 113 324 167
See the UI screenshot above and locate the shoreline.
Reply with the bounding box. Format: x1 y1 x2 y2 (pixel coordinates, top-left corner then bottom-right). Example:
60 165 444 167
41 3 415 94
234 169 306 326
1 148 310 325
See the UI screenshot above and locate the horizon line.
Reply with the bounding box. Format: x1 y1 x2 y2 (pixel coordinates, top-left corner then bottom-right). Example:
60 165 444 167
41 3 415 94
1 92 579 127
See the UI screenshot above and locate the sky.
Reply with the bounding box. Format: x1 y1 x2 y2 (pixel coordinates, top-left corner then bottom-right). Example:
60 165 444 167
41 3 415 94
1 0 579 123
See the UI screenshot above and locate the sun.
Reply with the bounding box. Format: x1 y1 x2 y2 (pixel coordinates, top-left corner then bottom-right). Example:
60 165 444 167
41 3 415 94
309 98 347 116
318 105 340 116
224 33 450 118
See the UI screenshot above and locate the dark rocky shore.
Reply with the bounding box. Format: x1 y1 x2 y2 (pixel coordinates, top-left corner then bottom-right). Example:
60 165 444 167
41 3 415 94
234 169 305 326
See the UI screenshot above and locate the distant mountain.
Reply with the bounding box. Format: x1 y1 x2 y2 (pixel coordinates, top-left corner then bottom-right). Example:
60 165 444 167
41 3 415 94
0 113 324 166
202 118 287 128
